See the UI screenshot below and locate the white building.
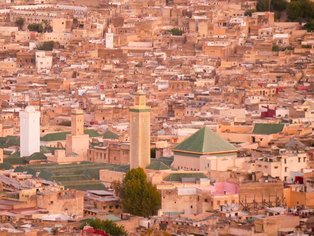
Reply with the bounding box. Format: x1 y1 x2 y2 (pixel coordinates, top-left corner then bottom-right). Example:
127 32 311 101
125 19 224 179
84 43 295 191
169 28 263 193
105 29 114 49
252 151 308 182
19 106 40 157
36 51 53 73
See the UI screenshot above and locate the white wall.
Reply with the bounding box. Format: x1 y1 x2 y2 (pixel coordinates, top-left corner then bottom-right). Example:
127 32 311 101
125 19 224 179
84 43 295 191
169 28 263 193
19 106 40 157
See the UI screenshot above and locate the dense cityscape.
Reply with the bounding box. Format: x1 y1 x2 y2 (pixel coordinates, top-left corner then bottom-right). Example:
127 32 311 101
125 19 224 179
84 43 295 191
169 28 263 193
0 0 313 235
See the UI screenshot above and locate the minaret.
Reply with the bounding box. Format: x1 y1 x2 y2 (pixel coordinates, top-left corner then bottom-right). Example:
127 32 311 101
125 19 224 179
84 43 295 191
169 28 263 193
65 109 89 158
105 27 114 49
19 106 40 157
71 109 84 136
129 89 151 169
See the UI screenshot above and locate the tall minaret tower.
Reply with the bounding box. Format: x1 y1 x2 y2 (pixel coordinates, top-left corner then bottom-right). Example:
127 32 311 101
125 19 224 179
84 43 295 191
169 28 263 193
129 89 151 169
71 109 84 136
19 106 40 157
66 109 89 158
105 27 114 49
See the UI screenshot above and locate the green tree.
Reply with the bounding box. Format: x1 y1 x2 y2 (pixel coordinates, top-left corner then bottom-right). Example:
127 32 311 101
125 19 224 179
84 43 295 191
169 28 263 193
256 0 270 11
256 0 287 12
169 28 183 36
272 0 288 11
303 20 314 31
37 41 55 51
119 168 161 217
28 23 43 33
244 9 256 17
287 0 314 21
81 219 127 236
42 20 53 32
272 44 281 51
15 17 25 30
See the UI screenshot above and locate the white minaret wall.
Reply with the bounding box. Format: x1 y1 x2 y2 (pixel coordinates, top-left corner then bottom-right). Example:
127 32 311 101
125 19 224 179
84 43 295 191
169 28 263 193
19 106 40 157
105 32 114 49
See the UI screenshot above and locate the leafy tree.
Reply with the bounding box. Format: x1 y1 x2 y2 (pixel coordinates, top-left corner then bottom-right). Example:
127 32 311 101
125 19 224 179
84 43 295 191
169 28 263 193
169 28 183 36
303 20 314 31
15 17 25 30
244 9 256 17
256 0 287 12
287 0 314 21
272 44 281 51
28 23 43 33
256 0 271 11
272 0 288 11
42 20 53 32
81 218 127 236
37 41 54 51
119 168 161 217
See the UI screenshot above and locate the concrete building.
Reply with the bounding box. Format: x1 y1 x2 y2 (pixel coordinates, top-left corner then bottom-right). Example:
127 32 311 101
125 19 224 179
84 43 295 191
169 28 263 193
19 106 40 157
129 90 151 169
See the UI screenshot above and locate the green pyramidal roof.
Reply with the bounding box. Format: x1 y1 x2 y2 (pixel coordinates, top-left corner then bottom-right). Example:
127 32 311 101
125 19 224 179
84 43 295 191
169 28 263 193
174 126 237 154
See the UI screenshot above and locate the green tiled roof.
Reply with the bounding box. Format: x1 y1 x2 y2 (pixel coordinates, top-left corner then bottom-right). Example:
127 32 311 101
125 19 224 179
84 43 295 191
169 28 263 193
252 123 285 135
40 146 65 154
63 180 105 191
25 152 47 161
85 129 102 137
41 132 70 141
4 152 26 165
174 127 237 154
164 172 207 182
14 162 129 191
0 136 19 148
103 129 119 140
158 157 174 166
41 130 99 142
0 162 12 170
147 160 170 170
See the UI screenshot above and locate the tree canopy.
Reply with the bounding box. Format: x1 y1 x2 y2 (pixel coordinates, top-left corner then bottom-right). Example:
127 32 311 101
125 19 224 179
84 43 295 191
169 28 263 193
287 0 314 21
81 218 127 236
303 20 314 31
256 0 288 12
169 28 183 36
28 23 44 33
37 41 55 51
117 168 161 217
15 17 25 30
27 21 53 33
